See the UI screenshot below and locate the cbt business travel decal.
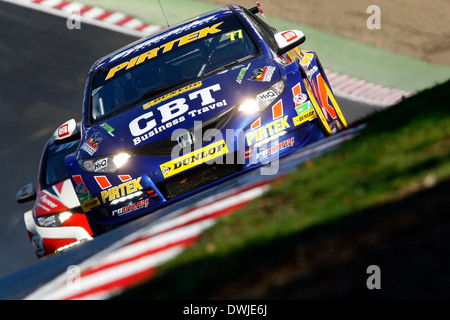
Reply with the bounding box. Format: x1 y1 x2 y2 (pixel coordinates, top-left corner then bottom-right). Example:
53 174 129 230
129 84 226 146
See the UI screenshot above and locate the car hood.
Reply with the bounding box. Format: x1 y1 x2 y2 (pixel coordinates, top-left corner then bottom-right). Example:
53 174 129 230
34 180 80 217
80 56 281 158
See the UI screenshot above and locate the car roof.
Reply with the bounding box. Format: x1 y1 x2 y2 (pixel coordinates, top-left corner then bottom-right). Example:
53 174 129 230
89 5 241 74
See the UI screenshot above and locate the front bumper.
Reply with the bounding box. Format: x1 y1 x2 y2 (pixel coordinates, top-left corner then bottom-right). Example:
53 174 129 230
77 120 325 229
24 210 93 257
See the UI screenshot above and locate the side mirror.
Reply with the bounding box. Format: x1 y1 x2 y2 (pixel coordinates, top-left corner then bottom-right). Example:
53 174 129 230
53 119 80 144
16 183 36 204
274 30 306 55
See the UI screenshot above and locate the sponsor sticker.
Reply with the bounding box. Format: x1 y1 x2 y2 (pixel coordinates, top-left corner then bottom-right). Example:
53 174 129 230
57 124 69 139
293 93 308 106
161 166 171 175
281 30 297 42
109 15 219 62
37 194 58 212
130 84 223 146
249 66 276 82
306 65 318 79
236 63 251 84
143 81 202 109
295 101 313 115
100 123 115 137
93 158 108 172
257 89 277 103
246 116 290 146
72 175 98 210
81 134 102 156
80 197 101 211
106 23 224 80
100 177 143 203
73 175 87 194
77 192 90 203
257 137 295 160
293 109 317 126
112 199 150 217
159 139 228 178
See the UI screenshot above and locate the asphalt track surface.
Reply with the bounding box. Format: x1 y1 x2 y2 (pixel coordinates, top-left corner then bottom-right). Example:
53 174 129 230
0 1 378 283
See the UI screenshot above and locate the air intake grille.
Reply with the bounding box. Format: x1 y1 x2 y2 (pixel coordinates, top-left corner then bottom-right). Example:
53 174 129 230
157 162 242 199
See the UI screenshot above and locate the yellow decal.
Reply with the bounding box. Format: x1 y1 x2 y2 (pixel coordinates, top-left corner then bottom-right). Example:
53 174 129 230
225 30 243 41
81 197 101 211
246 116 290 146
302 78 333 135
101 177 143 203
105 22 224 80
143 81 202 109
316 73 348 128
293 109 317 126
160 140 228 178
293 48 314 67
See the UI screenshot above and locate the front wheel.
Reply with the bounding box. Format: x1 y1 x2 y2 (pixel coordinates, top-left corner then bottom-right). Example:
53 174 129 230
326 86 348 132
303 76 348 136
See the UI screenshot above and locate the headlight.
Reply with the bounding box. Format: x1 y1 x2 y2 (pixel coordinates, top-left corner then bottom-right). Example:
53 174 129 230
79 152 133 173
238 79 285 113
37 211 72 227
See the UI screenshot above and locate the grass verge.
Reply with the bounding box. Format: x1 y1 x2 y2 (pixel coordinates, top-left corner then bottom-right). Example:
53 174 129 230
114 78 450 299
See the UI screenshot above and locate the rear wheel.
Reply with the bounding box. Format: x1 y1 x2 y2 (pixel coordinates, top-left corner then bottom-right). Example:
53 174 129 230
314 100 348 136
313 103 334 137
301 79 333 136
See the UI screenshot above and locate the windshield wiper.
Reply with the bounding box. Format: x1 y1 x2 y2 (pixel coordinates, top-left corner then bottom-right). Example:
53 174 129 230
140 80 189 102
202 55 254 77
121 79 192 111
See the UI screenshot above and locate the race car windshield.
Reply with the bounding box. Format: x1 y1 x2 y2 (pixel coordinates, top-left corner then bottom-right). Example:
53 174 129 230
89 13 258 123
43 140 79 188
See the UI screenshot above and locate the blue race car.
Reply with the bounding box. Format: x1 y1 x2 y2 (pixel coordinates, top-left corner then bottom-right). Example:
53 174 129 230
65 4 347 232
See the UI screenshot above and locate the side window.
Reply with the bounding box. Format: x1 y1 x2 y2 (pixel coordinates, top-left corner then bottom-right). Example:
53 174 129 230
242 8 278 51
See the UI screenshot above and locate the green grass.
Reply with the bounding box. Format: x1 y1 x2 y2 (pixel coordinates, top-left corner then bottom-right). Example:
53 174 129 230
114 78 450 299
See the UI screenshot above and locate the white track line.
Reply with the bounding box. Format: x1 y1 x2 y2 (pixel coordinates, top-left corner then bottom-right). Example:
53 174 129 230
33 246 185 300
24 183 270 300
1 0 161 38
